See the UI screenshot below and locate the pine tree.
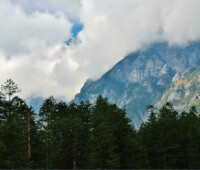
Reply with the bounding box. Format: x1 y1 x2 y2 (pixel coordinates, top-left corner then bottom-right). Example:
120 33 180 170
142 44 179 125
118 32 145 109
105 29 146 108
1 79 21 101
3 118 29 168
39 96 57 169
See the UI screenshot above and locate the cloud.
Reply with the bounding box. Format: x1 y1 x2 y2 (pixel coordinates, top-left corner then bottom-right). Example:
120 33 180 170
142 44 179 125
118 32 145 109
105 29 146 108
10 0 81 21
0 0 72 56
1 0 200 102
75 0 200 79
162 0 200 44
0 0 79 100
0 44 84 101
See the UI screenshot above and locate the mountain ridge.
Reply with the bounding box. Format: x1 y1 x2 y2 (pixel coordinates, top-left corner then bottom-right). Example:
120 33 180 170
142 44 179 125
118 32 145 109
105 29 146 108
74 41 200 127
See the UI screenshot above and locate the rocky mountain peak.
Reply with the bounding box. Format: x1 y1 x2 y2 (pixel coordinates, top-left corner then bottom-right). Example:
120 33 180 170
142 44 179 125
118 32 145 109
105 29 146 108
74 41 200 128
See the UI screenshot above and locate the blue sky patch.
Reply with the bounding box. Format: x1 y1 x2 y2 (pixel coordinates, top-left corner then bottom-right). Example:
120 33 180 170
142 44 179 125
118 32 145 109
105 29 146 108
71 22 83 37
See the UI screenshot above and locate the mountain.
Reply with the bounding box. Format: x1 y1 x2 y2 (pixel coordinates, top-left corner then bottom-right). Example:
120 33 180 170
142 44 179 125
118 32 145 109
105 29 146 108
157 67 200 111
74 42 200 128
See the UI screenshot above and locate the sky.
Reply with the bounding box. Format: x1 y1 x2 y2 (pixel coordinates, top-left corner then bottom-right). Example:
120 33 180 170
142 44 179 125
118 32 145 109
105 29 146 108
0 0 200 101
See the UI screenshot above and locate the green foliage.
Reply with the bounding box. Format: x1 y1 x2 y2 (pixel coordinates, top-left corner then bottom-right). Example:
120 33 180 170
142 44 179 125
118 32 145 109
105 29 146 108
0 79 200 169
2 118 29 168
139 103 200 169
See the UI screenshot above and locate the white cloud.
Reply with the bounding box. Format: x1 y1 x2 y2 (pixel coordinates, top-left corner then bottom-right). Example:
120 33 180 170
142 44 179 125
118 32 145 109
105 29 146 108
0 0 79 100
0 0 72 56
0 45 83 101
10 0 81 21
162 0 200 44
1 0 200 102
75 0 200 79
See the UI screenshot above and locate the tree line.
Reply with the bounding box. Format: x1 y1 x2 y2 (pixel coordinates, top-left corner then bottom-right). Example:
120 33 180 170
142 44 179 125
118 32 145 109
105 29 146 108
0 79 200 169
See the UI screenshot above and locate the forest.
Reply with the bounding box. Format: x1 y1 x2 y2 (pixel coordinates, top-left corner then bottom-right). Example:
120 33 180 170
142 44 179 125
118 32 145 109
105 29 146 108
0 79 200 169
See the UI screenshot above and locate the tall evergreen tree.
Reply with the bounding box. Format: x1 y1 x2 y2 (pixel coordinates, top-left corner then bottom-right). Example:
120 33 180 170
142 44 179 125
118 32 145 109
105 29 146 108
0 79 200 169
38 96 57 169
1 79 21 101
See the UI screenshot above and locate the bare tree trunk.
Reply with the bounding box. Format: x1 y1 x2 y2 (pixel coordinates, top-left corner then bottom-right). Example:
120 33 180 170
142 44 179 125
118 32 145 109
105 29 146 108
73 158 77 169
47 119 49 169
72 140 78 169
27 111 31 159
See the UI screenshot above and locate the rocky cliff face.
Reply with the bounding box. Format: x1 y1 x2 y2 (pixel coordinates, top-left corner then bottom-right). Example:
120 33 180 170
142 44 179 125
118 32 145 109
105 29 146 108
74 42 200 128
157 67 200 112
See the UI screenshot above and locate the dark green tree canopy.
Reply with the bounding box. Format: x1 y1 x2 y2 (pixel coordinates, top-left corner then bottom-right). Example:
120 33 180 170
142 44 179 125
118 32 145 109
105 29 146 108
0 81 200 169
